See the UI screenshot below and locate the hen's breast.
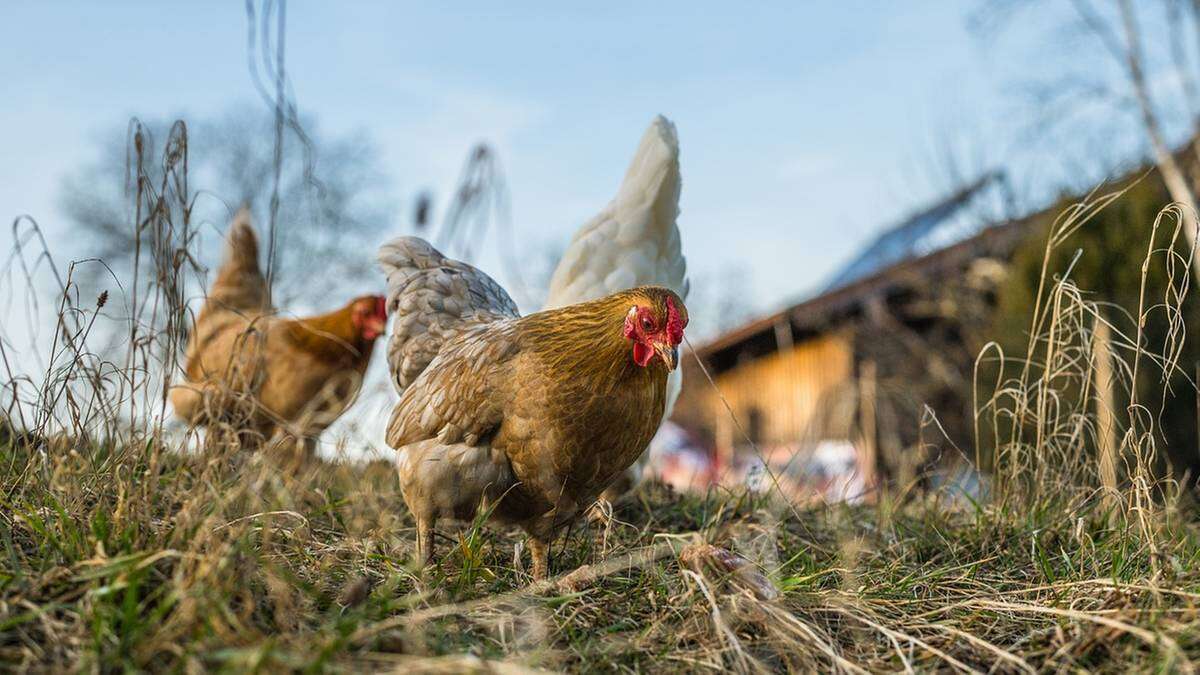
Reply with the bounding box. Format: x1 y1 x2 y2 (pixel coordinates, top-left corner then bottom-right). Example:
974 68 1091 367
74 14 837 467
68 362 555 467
497 362 666 514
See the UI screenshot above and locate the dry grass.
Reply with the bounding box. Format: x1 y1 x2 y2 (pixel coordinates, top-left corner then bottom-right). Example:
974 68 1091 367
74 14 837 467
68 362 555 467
3 121 1200 672
2 437 1199 672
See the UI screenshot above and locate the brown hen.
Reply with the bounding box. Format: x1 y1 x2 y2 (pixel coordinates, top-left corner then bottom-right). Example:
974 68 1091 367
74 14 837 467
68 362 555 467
169 209 386 456
379 236 687 579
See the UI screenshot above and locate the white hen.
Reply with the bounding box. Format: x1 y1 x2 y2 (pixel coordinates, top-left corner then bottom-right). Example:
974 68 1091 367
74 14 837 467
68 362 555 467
544 115 688 499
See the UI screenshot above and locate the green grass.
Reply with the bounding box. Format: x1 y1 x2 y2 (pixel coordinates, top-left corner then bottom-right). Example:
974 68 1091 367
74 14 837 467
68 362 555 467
2 431 1199 673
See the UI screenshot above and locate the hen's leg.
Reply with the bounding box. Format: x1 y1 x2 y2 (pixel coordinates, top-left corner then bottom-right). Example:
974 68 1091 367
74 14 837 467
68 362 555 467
525 495 580 581
528 536 550 580
415 518 435 569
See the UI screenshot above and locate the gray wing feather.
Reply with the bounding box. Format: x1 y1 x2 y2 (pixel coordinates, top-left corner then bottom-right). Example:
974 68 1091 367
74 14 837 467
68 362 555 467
377 236 519 395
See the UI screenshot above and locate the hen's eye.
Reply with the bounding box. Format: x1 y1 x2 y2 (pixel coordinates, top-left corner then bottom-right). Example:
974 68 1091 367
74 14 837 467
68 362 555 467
641 316 653 331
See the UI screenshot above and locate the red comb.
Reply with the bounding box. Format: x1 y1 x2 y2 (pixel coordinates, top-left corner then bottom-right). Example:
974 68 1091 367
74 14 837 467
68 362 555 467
666 297 684 345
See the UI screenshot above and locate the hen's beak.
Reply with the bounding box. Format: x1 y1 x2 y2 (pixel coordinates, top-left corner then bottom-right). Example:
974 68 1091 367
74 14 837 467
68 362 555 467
655 342 679 371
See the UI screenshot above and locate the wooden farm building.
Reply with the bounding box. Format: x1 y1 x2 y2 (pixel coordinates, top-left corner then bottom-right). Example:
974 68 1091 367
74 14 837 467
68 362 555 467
666 150 1200 497
672 172 1029 489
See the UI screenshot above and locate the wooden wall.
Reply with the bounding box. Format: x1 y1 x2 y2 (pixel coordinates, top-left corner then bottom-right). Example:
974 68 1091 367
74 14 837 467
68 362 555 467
679 331 856 464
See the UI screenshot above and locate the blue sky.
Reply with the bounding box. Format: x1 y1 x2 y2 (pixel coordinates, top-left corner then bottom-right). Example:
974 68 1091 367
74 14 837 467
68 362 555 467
0 2 1125 315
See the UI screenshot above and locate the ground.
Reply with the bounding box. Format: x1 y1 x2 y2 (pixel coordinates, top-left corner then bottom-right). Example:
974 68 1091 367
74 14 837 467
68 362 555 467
2 433 1199 673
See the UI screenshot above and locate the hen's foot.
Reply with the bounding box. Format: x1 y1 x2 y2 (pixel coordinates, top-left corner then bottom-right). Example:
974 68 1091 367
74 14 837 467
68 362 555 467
528 537 550 581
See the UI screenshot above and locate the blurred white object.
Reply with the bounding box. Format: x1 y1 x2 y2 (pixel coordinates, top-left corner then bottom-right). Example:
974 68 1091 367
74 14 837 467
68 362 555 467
731 439 872 504
644 422 716 493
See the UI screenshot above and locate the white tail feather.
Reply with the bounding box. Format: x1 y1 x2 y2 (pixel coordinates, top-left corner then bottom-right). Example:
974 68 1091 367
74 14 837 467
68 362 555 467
544 115 687 310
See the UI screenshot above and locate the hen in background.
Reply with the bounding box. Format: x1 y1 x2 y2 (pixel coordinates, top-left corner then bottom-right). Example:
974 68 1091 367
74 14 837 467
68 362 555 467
379 237 687 579
169 209 387 457
543 115 688 500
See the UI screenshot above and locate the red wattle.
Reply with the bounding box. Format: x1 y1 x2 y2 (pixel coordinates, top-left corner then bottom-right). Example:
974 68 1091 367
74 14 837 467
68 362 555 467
632 341 654 367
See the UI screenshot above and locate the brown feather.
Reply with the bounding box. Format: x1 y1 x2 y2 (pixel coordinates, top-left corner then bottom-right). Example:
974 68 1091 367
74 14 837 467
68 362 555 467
170 212 383 449
281 304 377 365
172 298 382 444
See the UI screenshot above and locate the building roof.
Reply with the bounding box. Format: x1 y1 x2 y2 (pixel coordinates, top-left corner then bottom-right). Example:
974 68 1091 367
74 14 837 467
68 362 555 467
822 171 1016 293
694 173 1028 368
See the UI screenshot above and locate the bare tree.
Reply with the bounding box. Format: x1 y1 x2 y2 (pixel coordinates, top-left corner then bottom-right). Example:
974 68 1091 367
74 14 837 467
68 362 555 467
1078 0 1199 258
973 0 1200 277
59 105 397 311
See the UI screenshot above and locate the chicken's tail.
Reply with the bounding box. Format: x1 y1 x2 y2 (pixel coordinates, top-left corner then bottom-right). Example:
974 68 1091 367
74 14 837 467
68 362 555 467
378 236 519 395
207 207 270 314
544 115 688 310
614 115 681 244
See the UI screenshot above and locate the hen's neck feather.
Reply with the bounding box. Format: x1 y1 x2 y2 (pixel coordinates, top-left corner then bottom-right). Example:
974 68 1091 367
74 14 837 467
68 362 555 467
518 290 664 395
281 305 373 363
